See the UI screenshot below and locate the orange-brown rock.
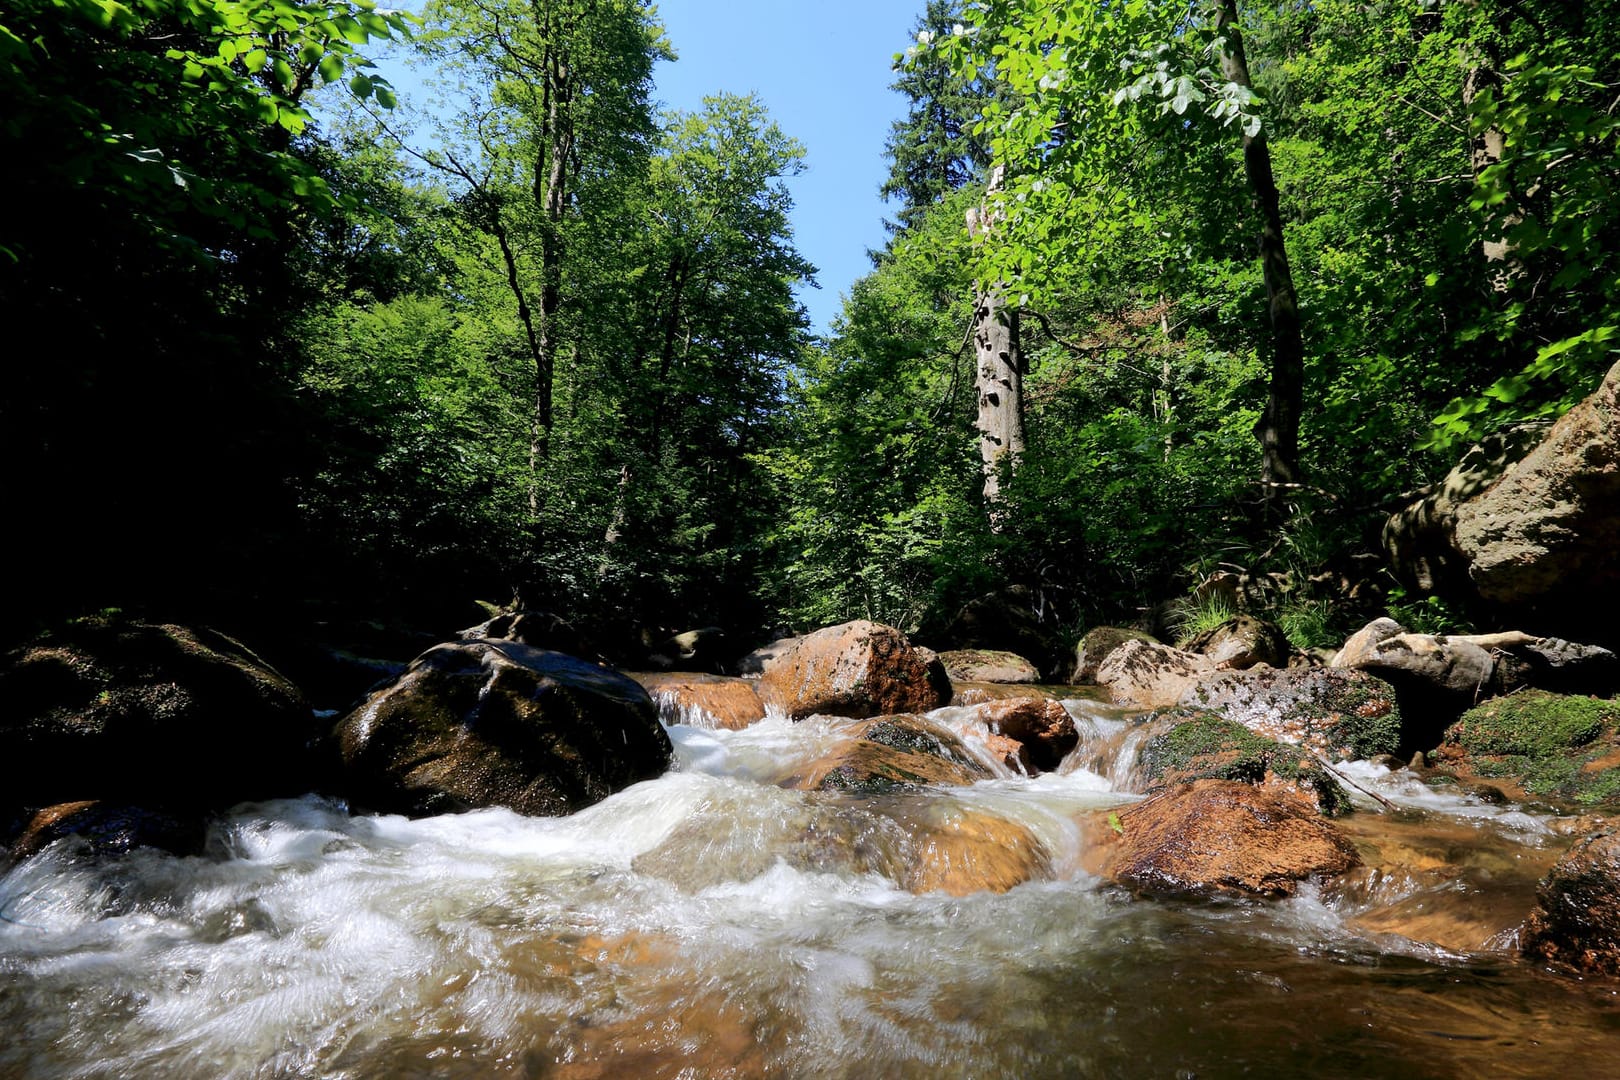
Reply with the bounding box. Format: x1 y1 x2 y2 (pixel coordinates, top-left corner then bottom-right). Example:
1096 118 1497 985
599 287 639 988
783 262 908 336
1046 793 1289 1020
1095 640 1216 710
1523 830 1620 978
1088 779 1362 898
634 673 765 730
969 699 1079 773
904 807 1052 896
778 715 990 794
758 620 951 721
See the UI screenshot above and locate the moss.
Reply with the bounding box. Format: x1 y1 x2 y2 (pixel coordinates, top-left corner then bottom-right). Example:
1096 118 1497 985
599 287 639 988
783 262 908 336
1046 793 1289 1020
1444 691 1620 807
1452 691 1615 758
1138 711 1352 817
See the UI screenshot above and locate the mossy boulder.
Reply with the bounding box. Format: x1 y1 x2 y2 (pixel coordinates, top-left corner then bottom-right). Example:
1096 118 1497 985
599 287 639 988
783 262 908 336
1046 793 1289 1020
1177 666 1403 761
1436 691 1620 807
1136 710 1353 816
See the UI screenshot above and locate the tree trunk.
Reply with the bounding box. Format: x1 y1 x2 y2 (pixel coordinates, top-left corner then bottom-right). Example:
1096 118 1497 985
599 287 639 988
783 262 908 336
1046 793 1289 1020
966 169 1025 526
1213 0 1305 505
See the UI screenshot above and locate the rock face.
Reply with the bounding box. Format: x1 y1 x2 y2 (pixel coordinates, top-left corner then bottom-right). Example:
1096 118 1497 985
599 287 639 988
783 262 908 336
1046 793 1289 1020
968 699 1079 773
635 673 765 731
1092 779 1362 898
1523 831 1620 978
758 621 951 721
1181 615 1291 671
1177 666 1403 761
777 715 991 794
0 616 318 810
938 649 1040 684
335 640 672 817
1070 627 1156 684
1387 360 1620 644
1096 640 1216 710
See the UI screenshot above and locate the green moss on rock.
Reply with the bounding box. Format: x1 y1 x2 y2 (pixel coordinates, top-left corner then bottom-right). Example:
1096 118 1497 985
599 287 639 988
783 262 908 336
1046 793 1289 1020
1138 710 1353 817
1442 690 1620 806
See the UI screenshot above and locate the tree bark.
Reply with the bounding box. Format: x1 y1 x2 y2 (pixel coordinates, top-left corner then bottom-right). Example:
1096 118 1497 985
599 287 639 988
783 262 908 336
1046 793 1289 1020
966 168 1025 526
1213 0 1305 505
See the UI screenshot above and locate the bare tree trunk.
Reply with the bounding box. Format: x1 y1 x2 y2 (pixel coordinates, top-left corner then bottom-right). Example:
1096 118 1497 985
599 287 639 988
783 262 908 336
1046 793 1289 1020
966 168 1025 527
1214 0 1305 507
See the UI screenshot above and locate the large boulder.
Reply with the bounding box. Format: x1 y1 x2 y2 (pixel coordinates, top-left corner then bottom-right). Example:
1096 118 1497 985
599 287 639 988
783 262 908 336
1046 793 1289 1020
1133 711 1353 816
1433 690 1620 806
1095 640 1216 710
1523 830 1620 978
0 616 318 810
938 648 1040 684
1387 359 1620 645
1087 779 1362 898
1069 627 1157 684
964 698 1079 773
1177 666 1403 761
757 620 950 721
1181 615 1291 671
335 639 672 817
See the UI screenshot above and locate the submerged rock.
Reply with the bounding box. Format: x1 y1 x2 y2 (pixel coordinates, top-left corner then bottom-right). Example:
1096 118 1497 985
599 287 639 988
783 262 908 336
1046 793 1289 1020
938 648 1040 684
1523 830 1620 978
758 620 950 721
1095 640 1216 710
0 615 318 810
777 715 990 795
1176 666 1402 761
1090 779 1362 899
335 639 671 817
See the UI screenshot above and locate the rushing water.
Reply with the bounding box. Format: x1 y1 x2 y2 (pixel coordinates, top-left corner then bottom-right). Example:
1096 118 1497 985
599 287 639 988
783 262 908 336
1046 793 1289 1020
3 705 1619 1079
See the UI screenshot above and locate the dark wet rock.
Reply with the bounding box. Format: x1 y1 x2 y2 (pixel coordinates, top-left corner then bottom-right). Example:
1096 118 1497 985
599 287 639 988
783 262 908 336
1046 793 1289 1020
457 610 578 652
1070 627 1157 684
1089 779 1361 899
966 699 1079 774
937 585 1064 679
1134 710 1353 816
757 621 951 721
1181 615 1291 671
1095 640 1216 710
777 715 990 795
0 616 319 811
733 635 802 676
1523 830 1620 978
645 626 728 673
1434 690 1620 807
335 639 672 817
938 648 1040 684
1491 636 1620 698
634 673 765 730
1177 666 1402 762
5 800 206 865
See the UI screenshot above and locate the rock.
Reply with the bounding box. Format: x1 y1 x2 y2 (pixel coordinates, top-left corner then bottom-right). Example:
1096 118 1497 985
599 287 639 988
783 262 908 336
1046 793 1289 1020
646 626 728 673
1070 627 1157 684
335 639 672 817
1181 615 1291 671
1089 779 1362 898
1434 690 1620 807
634 673 765 730
1133 710 1353 816
938 648 1040 684
757 620 951 721
1491 636 1620 698
1523 830 1620 978
1330 617 1407 668
777 715 991 794
966 699 1079 773
5 800 207 865
904 804 1052 896
937 585 1063 679
0 616 319 811
456 609 578 651
1095 640 1216 710
1176 666 1402 761
733 635 802 677
1336 631 1497 705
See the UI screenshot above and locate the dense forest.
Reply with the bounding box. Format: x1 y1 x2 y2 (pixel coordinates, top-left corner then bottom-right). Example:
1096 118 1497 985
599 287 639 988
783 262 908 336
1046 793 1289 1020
4 0 1617 662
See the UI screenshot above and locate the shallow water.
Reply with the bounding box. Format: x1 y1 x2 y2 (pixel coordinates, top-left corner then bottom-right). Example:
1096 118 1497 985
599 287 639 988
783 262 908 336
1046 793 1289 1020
3 709 1618 1079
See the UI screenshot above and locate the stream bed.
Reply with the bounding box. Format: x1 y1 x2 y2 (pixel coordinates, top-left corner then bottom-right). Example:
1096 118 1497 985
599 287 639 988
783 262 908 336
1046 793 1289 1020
3 704 1619 1078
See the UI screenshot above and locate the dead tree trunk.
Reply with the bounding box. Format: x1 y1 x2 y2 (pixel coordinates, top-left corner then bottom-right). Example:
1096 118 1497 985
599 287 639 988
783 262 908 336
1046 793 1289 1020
966 168 1025 527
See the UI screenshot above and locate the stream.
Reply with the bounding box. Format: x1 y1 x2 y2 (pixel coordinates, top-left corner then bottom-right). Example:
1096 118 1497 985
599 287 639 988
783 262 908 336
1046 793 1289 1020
3 697 1619 1078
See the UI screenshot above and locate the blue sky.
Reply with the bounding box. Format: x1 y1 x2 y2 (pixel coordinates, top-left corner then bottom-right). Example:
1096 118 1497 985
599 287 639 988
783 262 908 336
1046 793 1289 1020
648 1 922 335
